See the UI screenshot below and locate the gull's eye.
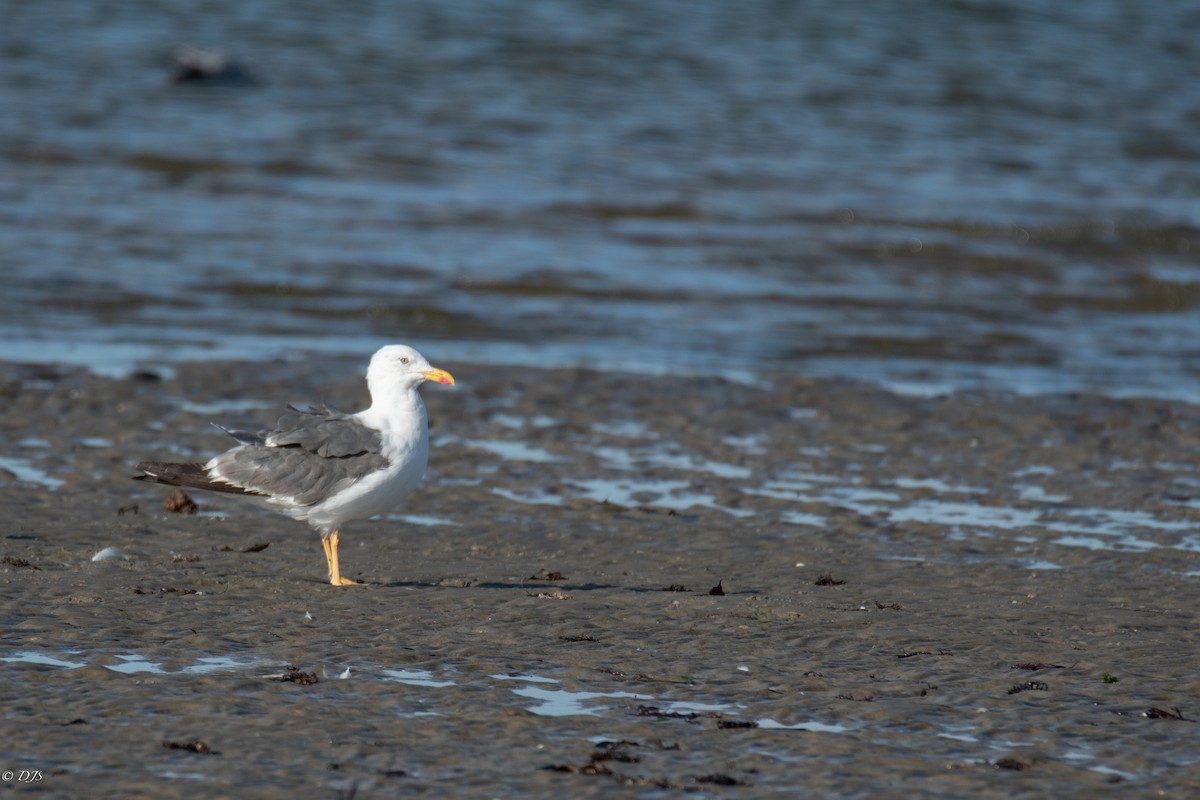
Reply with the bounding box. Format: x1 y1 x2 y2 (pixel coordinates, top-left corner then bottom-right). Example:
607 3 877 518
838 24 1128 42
400 357 410 364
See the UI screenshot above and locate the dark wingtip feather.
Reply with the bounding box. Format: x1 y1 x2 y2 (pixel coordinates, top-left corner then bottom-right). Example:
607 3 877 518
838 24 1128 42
131 460 264 496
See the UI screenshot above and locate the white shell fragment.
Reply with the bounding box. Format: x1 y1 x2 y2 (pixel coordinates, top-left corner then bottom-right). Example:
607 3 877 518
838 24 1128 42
91 547 127 562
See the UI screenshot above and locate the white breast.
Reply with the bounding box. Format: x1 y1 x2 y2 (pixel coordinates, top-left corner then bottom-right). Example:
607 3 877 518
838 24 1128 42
301 401 430 531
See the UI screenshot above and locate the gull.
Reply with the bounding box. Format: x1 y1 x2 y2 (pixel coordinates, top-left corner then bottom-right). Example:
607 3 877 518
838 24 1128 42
134 345 454 585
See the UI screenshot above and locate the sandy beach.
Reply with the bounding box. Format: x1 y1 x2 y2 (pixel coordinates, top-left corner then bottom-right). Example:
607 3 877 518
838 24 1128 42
2 356 1197 798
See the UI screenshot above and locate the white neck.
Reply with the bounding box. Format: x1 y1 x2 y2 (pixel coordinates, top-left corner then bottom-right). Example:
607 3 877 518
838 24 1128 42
358 381 427 439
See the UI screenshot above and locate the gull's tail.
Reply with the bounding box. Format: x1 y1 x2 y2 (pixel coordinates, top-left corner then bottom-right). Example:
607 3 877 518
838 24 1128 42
133 461 263 496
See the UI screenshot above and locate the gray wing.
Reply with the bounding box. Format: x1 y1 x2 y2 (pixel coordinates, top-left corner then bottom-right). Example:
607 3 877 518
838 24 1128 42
266 404 383 457
211 405 389 506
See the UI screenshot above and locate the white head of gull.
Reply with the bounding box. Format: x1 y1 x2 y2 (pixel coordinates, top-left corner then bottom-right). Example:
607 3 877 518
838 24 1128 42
134 344 455 585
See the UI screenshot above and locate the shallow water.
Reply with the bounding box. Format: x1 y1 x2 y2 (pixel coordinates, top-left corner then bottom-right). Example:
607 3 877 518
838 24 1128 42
441 413 1200 568
3 1 1199 399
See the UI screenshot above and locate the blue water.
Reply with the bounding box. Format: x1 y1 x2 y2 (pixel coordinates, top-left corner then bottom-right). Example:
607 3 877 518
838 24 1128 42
2 1 1198 398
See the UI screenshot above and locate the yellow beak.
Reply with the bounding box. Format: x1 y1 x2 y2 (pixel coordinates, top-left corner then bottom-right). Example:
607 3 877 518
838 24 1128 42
421 367 455 386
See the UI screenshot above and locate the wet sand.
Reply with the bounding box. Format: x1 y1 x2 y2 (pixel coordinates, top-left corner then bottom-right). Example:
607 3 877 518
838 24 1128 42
1 357 1198 798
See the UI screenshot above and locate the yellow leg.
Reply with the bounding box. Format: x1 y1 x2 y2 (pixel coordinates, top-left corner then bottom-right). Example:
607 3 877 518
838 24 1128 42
321 533 334 575
321 530 363 586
